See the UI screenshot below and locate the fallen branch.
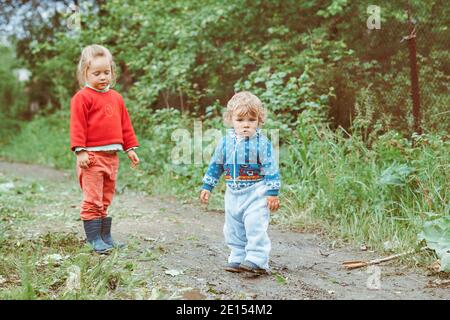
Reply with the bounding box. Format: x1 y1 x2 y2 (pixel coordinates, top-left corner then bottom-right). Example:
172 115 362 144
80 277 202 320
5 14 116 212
427 279 450 288
342 249 416 270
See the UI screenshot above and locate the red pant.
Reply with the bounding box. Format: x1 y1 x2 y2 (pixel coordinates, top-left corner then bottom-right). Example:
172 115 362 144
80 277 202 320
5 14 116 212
77 151 119 221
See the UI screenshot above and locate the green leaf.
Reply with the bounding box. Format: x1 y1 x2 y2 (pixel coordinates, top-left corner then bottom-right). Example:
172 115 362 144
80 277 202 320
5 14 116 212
379 163 413 186
418 217 450 272
274 272 287 285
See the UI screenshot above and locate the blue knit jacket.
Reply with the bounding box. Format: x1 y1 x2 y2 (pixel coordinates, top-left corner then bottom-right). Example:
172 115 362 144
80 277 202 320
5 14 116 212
201 128 281 196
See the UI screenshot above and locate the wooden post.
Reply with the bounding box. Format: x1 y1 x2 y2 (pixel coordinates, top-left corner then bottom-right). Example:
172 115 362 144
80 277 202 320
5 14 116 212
406 3 422 135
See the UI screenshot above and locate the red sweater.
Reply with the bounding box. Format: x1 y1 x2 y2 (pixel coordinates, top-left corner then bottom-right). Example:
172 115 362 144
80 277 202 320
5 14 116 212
70 87 139 151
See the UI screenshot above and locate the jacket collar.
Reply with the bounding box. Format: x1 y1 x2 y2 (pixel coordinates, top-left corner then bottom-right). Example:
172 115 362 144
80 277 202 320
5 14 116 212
227 128 260 141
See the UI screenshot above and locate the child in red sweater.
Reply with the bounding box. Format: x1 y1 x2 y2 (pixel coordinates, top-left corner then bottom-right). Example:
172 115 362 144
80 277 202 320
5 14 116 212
70 44 139 254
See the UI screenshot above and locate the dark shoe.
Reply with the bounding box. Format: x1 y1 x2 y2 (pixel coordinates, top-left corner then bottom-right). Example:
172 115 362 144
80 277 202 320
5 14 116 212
101 217 125 248
83 219 113 254
225 262 243 273
239 260 269 275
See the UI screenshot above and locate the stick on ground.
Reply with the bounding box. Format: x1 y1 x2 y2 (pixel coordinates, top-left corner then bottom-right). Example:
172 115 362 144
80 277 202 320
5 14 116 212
342 249 416 270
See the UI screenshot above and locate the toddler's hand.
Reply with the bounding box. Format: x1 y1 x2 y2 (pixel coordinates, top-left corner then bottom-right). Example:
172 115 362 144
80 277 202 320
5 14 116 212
76 151 90 169
267 196 280 212
127 150 140 168
200 189 210 204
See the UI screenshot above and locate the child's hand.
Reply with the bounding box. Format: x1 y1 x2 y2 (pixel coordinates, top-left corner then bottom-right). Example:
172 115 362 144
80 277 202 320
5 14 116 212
267 196 280 212
76 151 90 169
127 150 140 168
200 189 210 204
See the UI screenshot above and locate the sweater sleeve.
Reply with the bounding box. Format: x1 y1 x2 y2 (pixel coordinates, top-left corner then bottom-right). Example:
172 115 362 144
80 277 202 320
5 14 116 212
120 99 139 150
70 93 88 151
201 137 225 192
260 139 281 196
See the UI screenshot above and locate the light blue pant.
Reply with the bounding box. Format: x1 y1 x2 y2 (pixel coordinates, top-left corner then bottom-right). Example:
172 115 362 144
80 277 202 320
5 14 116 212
223 181 271 270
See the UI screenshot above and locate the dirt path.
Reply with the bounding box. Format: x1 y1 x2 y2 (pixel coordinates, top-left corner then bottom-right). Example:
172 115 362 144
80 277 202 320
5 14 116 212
1 161 448 300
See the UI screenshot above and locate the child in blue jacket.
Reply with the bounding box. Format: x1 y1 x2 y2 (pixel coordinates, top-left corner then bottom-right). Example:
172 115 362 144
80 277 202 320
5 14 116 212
200 91 281 274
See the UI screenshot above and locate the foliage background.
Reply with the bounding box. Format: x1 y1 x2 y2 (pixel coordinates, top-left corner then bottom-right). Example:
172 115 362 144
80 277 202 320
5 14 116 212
0 0 448 264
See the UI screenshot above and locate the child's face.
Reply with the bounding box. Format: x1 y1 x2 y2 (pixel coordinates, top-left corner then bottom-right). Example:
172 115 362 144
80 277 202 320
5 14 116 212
232 113 259 138
86 56 112 91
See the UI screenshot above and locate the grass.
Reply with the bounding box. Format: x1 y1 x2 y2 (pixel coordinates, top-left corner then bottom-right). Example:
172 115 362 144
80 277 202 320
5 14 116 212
0 173 168 300
0 112 72 169
283 125 449 253
0 115 22 148
0 231 126 299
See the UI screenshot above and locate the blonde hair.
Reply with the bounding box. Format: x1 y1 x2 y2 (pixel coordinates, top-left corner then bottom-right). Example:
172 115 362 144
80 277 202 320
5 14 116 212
223 91 266 127
77 44 116 88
